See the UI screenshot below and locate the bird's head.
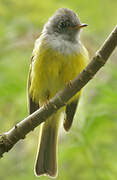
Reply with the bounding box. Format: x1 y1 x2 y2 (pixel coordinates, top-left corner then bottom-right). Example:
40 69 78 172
43 8 88 42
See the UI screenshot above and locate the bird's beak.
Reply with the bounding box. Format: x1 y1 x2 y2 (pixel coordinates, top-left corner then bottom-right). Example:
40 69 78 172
79 24 88 28
72 23 88 29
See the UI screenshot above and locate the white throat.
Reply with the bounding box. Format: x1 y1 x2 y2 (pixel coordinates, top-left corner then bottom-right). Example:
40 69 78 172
42 31 82 55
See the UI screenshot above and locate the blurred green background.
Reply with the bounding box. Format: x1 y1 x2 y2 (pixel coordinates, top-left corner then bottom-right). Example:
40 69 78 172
0 0 117 180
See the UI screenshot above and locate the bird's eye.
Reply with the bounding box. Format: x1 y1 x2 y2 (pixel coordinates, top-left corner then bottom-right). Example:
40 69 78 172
57 20 71 31
59 21 66 29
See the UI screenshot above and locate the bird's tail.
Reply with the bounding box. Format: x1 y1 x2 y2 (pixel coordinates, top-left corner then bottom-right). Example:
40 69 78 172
34 113 60 178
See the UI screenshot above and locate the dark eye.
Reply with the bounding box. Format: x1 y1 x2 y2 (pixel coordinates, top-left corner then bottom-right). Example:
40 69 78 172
59 21 66 29
57 20 71 31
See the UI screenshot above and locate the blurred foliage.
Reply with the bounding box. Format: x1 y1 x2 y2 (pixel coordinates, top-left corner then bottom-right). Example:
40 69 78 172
0 0 117 180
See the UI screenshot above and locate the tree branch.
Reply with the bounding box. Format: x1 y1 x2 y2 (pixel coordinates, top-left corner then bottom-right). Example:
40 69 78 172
0 26 117 158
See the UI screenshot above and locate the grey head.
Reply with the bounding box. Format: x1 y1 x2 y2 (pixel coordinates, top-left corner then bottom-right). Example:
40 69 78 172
43 8 87 42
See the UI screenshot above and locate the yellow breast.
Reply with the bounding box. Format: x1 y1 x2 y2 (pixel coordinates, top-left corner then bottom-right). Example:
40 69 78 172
30 43 89 104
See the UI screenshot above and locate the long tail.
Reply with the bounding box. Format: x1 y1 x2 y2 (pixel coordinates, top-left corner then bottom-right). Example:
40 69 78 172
34 113 60 178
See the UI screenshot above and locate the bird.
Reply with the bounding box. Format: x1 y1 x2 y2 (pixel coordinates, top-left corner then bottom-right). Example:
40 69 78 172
27 8 89 178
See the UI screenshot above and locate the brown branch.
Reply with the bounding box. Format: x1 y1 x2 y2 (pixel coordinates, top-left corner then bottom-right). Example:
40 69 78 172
0 25 117 158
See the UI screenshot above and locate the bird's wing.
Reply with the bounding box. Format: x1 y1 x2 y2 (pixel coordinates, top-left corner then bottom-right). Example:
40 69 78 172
27 55 39 115
63 97 80 131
